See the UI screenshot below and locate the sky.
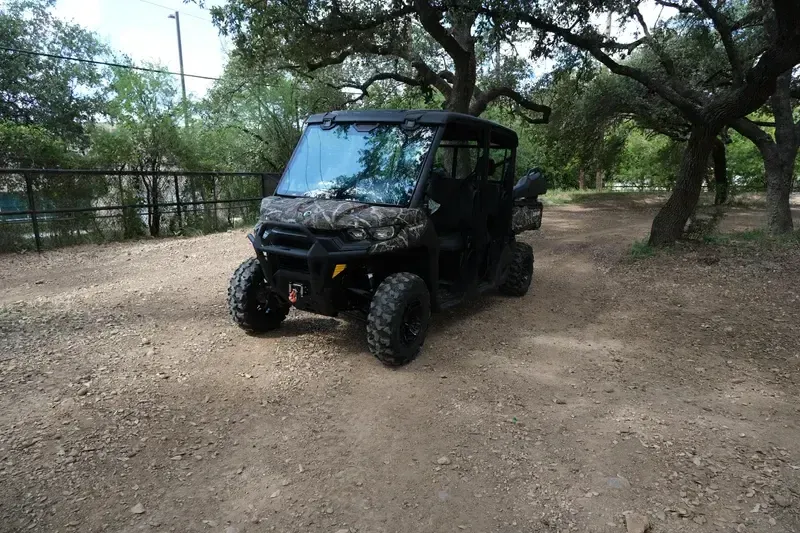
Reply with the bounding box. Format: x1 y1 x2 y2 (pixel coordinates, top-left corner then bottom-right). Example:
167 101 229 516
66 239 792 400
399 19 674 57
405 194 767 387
53 0 229 97
49 0 669 99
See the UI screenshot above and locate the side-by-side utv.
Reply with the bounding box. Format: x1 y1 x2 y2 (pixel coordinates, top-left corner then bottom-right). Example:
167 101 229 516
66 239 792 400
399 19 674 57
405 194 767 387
228 110 546 366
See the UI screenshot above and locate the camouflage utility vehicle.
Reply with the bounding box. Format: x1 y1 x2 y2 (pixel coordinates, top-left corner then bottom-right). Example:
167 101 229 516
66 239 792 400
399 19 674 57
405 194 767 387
228 110 546 366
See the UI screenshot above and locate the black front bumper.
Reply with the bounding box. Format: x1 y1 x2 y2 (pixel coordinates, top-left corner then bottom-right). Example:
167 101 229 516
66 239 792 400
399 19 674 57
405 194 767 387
249 221 371 316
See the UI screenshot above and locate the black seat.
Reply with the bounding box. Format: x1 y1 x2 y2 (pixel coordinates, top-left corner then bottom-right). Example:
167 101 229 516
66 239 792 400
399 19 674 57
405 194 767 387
427 168 476 251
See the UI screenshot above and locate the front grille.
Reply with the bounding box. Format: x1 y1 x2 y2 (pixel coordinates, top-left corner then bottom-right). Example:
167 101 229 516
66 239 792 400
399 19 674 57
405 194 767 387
270 233 313 251
271 254 310 274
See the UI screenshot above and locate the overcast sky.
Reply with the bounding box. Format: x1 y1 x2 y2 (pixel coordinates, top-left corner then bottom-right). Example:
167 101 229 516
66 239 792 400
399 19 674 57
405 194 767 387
54 0 229 97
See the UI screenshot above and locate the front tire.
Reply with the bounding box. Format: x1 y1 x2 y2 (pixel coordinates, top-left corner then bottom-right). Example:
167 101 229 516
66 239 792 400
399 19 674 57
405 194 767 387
366 273 431 366
228 257 288 333
499 242 534 297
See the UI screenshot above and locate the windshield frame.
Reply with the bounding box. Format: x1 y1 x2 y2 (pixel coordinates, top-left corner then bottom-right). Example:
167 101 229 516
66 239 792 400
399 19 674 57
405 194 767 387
275 122 443 208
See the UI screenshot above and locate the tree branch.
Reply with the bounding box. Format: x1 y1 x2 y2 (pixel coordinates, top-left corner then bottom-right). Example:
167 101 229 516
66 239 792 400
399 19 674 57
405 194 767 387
490 9 703 123
693 0 744 84
730 9 765 32
306 49 354 71
334 72 423 96
654 0 699 15
730 117 773 147
301 4 416 34
632 6 677 76
469 86 550 123
412 61 453 99
437 70 456 84
708 30 800 127
413 0 469 65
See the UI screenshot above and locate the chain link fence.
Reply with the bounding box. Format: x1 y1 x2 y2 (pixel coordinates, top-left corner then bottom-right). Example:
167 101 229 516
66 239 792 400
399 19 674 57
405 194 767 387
0 169 280 252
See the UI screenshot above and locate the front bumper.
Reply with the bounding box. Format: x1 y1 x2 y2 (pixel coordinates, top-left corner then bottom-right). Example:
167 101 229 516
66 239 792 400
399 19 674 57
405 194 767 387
249 221 371 316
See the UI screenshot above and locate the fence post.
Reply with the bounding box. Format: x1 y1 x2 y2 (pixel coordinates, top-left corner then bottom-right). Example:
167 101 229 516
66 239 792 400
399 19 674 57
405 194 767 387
24 171 42 253
118 171 127 238
174 174 182 231
261 173 268 197
212 175 218 231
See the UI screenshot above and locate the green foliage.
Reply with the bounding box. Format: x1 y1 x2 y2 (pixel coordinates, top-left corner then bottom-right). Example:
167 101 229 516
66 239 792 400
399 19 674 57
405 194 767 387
616 131 682 189
0 121 74 167
727 130 767 190
539 188 604 205
0 0 108 151
199 59 348 172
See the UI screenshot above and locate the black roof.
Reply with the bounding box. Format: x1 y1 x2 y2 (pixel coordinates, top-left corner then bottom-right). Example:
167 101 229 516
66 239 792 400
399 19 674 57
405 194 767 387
305 109 518 147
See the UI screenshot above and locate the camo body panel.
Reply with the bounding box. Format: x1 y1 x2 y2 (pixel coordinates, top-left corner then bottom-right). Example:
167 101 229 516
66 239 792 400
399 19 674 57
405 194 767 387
512 204 542 234
369 219 429 254
259 196 429 253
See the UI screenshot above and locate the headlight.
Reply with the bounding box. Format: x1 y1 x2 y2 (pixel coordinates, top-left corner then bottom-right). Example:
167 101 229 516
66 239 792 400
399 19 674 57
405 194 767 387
347 228 368 240
369 226 396 241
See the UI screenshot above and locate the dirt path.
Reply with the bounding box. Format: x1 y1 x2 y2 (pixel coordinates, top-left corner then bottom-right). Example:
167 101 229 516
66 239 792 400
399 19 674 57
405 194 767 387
1 200 798 533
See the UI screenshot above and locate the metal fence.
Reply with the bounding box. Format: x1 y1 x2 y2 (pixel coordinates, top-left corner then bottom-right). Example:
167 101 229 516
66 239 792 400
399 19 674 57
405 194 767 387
0 169 281 253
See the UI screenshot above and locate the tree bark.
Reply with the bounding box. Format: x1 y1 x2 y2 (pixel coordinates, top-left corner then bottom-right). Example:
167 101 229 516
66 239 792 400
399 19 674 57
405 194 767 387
649 124 719 246
764 146 794 234
712 138 729 205
765 72 796 234
579 167 585 190
731 73 797 235
447 59 476 114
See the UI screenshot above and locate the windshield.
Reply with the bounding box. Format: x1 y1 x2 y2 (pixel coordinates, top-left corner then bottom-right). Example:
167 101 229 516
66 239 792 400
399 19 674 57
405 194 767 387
276 123 436 206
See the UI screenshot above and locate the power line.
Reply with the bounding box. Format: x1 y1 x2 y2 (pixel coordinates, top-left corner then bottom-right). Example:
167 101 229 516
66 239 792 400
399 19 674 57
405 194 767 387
0 46 221 81
135 0 214 23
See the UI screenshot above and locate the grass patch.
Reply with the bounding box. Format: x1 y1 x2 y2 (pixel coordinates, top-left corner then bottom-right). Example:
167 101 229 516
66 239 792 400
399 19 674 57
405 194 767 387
540 189 606 205
703 228 800 248
629 239 656 259
541 189 669 207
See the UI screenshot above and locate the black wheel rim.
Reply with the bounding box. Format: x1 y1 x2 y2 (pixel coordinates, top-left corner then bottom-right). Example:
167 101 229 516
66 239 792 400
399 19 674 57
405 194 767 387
400 300 423 345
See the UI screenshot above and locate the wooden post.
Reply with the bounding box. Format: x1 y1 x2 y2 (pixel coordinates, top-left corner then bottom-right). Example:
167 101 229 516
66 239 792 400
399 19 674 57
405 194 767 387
595 169 603 190
579 168 585 190
24 171 42 253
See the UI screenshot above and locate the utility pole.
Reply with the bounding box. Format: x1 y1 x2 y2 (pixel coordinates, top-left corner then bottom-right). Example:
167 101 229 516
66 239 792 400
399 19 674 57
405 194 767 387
168 11 188 127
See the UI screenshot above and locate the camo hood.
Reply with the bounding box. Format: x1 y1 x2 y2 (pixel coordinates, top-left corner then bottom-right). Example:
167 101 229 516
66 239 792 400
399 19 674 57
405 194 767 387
259 196 425 229
258 196 429 253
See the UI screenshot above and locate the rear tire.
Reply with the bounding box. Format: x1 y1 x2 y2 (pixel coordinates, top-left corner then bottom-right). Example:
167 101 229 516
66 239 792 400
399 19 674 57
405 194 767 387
499 242 534 297
366 273 431 366
228 257 288 333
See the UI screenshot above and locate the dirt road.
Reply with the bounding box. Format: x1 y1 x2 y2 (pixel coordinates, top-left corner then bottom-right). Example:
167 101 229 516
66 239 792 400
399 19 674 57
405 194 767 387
1 198 798 533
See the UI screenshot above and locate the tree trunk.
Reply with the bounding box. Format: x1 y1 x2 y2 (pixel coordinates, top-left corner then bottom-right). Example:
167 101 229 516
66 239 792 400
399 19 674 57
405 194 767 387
764 148 794 234
649 125 719 246
595 169 603 190
712 138 729 205
579 168 585 190
445 17 477 114
447 60 476 114
765 72 796 234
